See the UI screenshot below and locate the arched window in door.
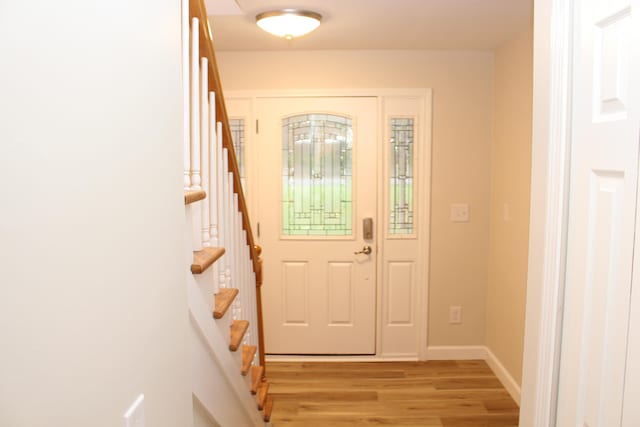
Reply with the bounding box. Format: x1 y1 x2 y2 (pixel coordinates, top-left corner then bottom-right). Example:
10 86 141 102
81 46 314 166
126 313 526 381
281 113 353 237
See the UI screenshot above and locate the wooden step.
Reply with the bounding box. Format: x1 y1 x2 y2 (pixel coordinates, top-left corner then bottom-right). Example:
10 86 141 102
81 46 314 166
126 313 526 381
214 288 238 319
229 320 249 351
250 365 264 394
263 395 274 422
191 247 225 274
257 382 269 410
184 190 206 205
241 345 257 376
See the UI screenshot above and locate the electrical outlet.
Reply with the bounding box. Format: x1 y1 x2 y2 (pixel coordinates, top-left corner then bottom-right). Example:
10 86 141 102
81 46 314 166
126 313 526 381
449 306 462 324
124 394 145 427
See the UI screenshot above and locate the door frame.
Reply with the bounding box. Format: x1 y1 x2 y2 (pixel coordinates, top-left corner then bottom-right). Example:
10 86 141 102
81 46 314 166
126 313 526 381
522 0 640 423
225 89 432 360
519 0 574 425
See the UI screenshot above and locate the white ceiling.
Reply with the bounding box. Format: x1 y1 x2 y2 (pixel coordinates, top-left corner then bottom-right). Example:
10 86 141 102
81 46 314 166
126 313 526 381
206 0 533 51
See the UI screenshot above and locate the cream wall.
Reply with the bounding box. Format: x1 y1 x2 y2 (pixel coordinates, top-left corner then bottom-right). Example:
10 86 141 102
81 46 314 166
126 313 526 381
217 50 494 345
194 398 221 427
0 1 191 425
486 29 534 385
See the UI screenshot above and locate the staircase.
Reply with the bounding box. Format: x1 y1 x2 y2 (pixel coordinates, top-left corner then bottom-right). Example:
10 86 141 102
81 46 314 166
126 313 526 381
183 0 272 425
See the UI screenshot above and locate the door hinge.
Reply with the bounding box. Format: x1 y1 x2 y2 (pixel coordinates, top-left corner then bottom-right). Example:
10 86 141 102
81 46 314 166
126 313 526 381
257 221 260 238
256 119 259 134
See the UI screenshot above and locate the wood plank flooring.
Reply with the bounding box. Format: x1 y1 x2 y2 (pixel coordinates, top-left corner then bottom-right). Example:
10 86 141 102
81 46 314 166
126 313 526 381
267 360 519 427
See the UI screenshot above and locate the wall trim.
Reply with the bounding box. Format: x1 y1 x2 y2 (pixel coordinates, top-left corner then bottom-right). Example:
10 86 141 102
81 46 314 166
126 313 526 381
485 347 522 405
425 345 487 360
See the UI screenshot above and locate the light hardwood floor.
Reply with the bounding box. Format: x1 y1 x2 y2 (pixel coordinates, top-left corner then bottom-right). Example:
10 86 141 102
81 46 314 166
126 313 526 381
267 360 519 427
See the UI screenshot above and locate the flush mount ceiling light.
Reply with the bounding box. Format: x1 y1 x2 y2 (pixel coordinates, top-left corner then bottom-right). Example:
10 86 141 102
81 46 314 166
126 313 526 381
255 9 322 40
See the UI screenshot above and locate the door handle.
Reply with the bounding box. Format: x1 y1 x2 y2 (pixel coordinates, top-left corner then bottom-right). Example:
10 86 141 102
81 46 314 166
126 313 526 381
354 245 372 255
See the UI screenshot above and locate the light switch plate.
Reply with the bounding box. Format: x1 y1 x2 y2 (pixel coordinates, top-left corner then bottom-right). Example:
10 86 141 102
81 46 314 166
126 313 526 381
450 203 470 222
124 394 145 427
503 203 511 222
449 306 462 324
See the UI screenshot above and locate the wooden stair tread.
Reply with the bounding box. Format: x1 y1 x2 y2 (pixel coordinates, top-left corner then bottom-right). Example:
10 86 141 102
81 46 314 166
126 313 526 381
250 366 264 394
257 382 269 410
214 288 239 319
241 345 257 376
191 247 225 274
229 320 249 351
263 395 274 422
184 190 206 205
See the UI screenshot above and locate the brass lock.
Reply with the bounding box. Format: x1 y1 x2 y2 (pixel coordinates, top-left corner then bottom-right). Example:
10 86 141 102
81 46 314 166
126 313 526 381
354 245 372 255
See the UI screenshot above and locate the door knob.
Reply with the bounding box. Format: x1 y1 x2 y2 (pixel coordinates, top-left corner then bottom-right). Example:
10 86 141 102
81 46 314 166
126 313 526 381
354 245 372 255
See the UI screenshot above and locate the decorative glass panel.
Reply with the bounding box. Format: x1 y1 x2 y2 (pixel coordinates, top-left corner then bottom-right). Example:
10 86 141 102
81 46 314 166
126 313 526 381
282 114 353 236
389 118 414 234
229 118 246 193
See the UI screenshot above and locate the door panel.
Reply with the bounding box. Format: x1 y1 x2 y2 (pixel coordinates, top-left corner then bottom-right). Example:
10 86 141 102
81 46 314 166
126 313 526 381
256 97 377 354
556 0 640 425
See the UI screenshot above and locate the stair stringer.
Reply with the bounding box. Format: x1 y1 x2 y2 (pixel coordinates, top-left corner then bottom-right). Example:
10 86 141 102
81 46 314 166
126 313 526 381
188 274 265 427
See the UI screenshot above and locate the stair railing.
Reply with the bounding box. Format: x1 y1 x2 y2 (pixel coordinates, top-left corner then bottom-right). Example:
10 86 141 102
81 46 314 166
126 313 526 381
184 0 266 371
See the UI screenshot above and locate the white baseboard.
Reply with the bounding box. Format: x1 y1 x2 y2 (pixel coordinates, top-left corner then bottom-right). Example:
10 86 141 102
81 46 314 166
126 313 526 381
427 345 521 406
426 345 487 360
484 347 521 405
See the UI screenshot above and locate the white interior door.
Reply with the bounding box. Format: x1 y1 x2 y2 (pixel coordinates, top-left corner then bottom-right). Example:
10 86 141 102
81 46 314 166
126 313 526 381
256 97 377 354
556 0 640 425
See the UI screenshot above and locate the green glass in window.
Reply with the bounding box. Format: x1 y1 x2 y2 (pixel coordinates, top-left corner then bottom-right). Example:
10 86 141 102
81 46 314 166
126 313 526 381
282 114 353 236
389 118 414 234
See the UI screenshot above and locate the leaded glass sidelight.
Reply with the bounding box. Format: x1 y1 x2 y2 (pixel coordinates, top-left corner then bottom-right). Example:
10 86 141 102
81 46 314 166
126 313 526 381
229 118 246 193
389 118 415 235
282 114 353 236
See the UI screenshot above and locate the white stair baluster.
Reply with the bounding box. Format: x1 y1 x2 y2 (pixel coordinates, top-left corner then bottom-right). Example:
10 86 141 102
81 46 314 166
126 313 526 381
227 174 243 319
200 58 210 247
216 124 226 289
235 200 244 329
247 243 256 348
189 17 202 252
243 238 253 346
181 0 191 190
223 149 233 293
190 17 201 191
251 270 259 364
209 93 218 247
208 93 219 294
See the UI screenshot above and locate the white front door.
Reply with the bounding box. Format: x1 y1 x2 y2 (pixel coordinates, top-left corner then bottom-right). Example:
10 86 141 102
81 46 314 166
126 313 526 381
556 0 640 424
256 97 378 354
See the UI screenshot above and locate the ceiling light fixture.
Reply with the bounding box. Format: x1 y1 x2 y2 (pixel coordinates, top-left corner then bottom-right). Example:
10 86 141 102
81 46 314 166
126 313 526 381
255 9 322 40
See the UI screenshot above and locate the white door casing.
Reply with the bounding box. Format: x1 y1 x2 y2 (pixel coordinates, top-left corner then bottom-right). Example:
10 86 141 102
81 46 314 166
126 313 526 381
225 90 431 358
556 0 640 426
379 96 431 358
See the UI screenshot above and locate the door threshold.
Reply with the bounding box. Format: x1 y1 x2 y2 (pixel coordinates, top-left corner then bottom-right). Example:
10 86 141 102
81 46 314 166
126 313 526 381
265 354 419 362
